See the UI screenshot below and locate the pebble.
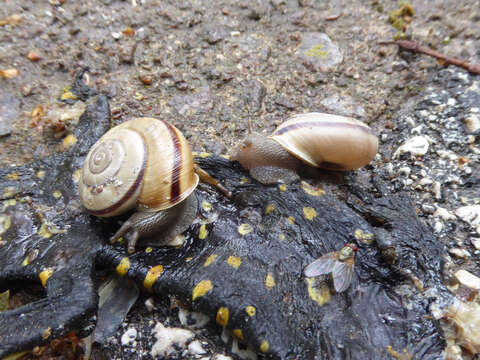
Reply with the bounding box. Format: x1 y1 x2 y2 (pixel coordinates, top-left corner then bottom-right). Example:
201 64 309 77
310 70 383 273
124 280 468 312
455 205 480 232
433 207 456 221
188 340 207 355
463 113 480 133
298 32 343 70
121 328 137 346
398 166 411 177
448 248 471 259
145 297 155 312
393 136 429 158
454 269 480 290
0 93 20 137
151 322 195 357
471 238 480 251
422 204 435 214
432 181 442 200
320 95 366 120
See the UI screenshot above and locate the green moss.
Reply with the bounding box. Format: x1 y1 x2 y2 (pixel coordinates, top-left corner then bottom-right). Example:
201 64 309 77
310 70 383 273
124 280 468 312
304 44 329 59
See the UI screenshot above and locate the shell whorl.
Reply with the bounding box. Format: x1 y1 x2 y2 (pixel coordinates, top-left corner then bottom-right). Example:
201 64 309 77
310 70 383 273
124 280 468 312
79 117 199 217
270 112 378 171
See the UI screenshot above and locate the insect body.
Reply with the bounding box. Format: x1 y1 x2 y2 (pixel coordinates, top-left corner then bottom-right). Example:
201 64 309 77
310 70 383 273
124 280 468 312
304 243 358 292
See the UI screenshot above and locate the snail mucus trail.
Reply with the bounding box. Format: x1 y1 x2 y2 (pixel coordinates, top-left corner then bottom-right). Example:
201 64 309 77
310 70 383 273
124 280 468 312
78 117 202 254
229 112 379 184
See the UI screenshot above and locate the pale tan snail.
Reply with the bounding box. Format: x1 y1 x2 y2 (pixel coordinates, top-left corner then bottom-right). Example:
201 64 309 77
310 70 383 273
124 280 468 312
78 117 199 253
229 112 378 184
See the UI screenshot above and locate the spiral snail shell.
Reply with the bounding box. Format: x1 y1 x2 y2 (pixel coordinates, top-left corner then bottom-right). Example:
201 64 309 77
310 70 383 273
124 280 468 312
78 117 199 252
230 112 378 184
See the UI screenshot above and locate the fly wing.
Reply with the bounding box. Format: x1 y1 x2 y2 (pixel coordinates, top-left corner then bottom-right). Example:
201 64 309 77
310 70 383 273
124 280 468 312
304 252 337 277
331 259 355 292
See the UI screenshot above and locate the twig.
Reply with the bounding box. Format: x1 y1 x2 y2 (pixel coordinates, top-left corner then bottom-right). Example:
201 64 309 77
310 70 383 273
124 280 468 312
380 40 480 75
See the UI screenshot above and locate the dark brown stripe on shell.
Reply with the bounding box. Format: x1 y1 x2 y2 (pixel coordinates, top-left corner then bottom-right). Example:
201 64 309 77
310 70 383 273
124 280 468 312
273 120 375 137
161 120 182 205
89 142 147 216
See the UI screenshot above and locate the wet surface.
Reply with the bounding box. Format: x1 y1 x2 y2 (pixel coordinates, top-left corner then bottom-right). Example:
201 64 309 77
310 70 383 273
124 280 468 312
0 77 453 359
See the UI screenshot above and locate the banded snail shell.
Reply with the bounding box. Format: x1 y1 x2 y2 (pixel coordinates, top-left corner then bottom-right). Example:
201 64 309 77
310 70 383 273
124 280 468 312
270 112 378 171
78 117 199 217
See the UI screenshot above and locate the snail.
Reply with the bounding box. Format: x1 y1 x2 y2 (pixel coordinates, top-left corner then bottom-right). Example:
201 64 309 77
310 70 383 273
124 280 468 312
229 112 378 184
78 117 199 253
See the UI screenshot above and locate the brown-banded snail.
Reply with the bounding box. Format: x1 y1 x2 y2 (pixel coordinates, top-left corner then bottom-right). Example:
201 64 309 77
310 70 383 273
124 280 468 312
78 117 199 253
229 112 378 184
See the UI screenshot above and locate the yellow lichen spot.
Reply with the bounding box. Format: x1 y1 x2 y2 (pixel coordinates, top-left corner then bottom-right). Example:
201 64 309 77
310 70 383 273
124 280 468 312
354 229 375 244
0 214 11 235
227 256 242 269
203 254 218 267
3 186 15 198
38 223 52 238
287 216 295 224
42 327 52 340
265 272 275 289
60 91 77 100
265 203 275 215
52 190 62 199
303 207 317 220
238 223 252 235
145 247 153 253
62 134 77 149
220 154 230 160
6 172 19 181
306 277 330 306
72 169 82 183
143 265 164 290
36 170 46 180
259 340 270 353
186 257 193 262
192 280 213 300
216 306 229 327
39 268 54 286
116 257 131 276
301 181 325 196
201 200 212 212
304 44 329 59
22 249 38 266
240 177 249 184
279 233 285 241
245 305 256 316
278 183 287 192
199 224 208 239
386 345 413 360
233 329 244 340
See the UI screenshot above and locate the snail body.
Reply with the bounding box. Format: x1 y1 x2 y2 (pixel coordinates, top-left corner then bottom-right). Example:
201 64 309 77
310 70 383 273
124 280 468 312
230 112 378 184
78 117 199 253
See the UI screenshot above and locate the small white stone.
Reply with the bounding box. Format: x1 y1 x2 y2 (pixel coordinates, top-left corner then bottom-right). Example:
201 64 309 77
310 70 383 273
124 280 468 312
433 206 456 221
405 178 413 186
212 355 234 360
422 204 435 214
432 181 442 200
447 98 457 106
188 340 207 355
464 113 480 133
111 32 122 39
121 328 137 347
393 136 429 158
455 205 480 228
449 248 471 259
411 125 423 134
151 322 195 357
419 178 433 186
398 166 411 177
433 221 443 233
145 297 155 312
471 238 480 250
454 269 480 290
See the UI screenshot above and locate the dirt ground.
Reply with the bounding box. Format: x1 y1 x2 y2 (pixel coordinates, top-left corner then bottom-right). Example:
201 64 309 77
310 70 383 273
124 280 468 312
1 0 479 358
